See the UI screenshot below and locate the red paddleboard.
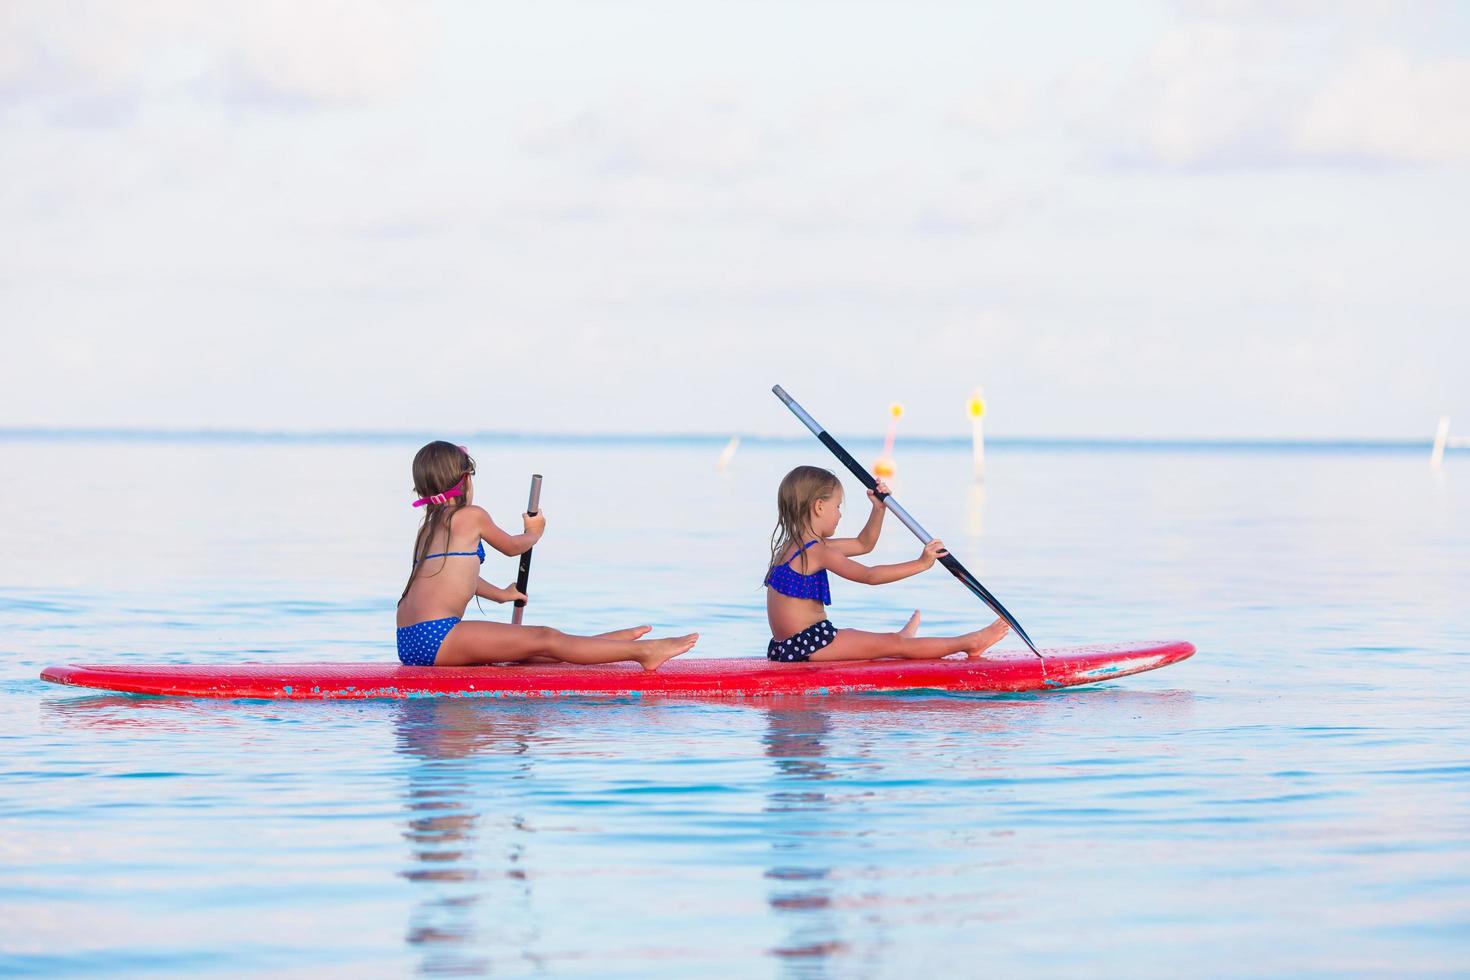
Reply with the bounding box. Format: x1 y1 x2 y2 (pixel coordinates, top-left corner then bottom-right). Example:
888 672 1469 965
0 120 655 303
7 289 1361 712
40 641 1193 699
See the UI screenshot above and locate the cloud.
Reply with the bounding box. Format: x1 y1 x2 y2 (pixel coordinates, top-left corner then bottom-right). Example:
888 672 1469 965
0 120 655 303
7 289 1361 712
944 79 1036 137
1169 0 1401 19
519 89 898 183
513 90 1045 237
208 1 432 108
0 0 431 123
1067 8 1470 170
1294 48 1470 164
1118 24 1303 169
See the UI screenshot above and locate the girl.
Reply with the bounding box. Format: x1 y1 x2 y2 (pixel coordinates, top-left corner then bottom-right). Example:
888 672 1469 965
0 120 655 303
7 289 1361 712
764 465 1009 663
397 441 697 669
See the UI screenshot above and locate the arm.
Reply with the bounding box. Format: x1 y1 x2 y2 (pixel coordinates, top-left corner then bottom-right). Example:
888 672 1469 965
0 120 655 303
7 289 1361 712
476 578 527 604
826 484 889 557
816 538 946 586
469 505 546 557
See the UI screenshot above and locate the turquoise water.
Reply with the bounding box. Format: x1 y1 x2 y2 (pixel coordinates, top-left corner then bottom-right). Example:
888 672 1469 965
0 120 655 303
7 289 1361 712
3 437 1467 977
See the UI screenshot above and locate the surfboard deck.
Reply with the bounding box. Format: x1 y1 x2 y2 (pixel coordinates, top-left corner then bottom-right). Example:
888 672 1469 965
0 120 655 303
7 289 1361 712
40 640 1193 699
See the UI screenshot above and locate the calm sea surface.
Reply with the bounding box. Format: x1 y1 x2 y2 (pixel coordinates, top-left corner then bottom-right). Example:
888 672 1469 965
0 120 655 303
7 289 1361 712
2 436 1466 977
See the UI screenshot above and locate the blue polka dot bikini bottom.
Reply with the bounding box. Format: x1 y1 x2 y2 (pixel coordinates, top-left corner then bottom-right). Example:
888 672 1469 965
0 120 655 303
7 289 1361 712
396 616 460 666
768 619 838 662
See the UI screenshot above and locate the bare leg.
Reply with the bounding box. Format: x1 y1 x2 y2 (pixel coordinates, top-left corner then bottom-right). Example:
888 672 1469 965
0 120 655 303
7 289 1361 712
598 626 652 640
436 621 696 671
899 610 920 638
810 618 1008 663
522 625 652 662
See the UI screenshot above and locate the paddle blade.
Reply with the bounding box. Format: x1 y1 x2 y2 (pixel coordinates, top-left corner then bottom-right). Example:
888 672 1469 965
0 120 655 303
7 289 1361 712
938 554 1041 658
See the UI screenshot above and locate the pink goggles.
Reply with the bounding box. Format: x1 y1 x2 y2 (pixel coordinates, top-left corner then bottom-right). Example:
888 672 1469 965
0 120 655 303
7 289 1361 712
412 477 465 508
411 446 473 508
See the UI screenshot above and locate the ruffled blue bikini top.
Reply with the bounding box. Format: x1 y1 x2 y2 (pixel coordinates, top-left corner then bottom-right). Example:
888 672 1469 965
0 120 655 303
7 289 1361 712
416 541 486 565
765 540 831 605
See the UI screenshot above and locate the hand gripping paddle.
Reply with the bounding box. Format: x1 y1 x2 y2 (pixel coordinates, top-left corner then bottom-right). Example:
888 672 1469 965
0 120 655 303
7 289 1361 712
511 475 543 625
772 385 1042 658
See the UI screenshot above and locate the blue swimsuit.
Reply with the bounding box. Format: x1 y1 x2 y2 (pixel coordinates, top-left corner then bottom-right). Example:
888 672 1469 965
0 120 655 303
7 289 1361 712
396 542 487 666
765 540 838 662
765 540 831 604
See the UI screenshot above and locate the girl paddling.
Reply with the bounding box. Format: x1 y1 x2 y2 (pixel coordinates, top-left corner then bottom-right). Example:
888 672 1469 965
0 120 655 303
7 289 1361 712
397 441 697 669
764 466 1009 663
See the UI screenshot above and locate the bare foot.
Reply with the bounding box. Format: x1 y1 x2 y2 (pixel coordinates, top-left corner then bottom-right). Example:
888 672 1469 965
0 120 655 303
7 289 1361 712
964 619 1010 659
635 633 698 672
899 610 921 639
597 625 653 641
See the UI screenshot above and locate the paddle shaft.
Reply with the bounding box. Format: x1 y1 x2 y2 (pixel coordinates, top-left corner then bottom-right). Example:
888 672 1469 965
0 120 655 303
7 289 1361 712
511 475 543 625
771 385 1041 657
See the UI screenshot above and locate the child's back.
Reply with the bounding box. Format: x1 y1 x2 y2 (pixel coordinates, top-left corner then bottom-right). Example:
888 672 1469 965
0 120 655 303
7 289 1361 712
395 441 696 670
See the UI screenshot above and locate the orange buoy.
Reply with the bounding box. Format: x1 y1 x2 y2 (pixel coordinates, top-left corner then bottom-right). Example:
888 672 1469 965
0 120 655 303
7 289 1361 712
873 402 903 477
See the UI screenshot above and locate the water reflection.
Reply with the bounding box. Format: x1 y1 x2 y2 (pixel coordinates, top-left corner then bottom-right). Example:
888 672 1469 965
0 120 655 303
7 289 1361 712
41 693 198 726
965 483 986 539
36 685 1199 978
756 695 1019 976
752 689 1200 976
393 700 542 978
761 702 846 972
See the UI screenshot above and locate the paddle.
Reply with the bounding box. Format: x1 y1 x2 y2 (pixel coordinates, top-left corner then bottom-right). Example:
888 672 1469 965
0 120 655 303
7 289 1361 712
511 474 543 625
772 385 1042 658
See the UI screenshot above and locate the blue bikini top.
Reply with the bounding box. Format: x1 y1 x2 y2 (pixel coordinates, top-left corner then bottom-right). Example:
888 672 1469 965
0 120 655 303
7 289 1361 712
416 541 486 565
765 540 831 605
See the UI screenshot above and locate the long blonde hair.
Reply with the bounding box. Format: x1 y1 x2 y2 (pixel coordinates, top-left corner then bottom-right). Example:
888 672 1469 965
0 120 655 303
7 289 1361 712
768 465 841 574
399 441 477 604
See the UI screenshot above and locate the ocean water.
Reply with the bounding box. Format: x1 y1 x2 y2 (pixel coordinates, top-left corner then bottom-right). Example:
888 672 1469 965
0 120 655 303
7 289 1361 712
2 435 1467 977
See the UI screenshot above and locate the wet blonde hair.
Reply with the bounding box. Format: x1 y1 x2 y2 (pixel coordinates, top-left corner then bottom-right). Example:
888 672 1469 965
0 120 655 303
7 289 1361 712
769 465 841 574
399 441 477 604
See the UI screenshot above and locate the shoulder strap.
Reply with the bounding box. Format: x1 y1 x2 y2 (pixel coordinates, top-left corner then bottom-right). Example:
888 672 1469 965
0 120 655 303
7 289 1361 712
785 539 820 573
778 539 818 565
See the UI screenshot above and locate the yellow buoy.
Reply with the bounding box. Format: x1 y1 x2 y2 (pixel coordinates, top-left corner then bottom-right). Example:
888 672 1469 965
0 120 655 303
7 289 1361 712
969 387 986 483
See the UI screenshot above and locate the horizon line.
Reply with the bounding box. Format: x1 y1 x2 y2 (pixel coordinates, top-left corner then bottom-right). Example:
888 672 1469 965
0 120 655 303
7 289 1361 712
0 426 1451 453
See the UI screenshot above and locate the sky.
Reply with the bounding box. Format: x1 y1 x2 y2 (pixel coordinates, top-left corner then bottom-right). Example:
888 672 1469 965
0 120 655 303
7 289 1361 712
1 0 1467 439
